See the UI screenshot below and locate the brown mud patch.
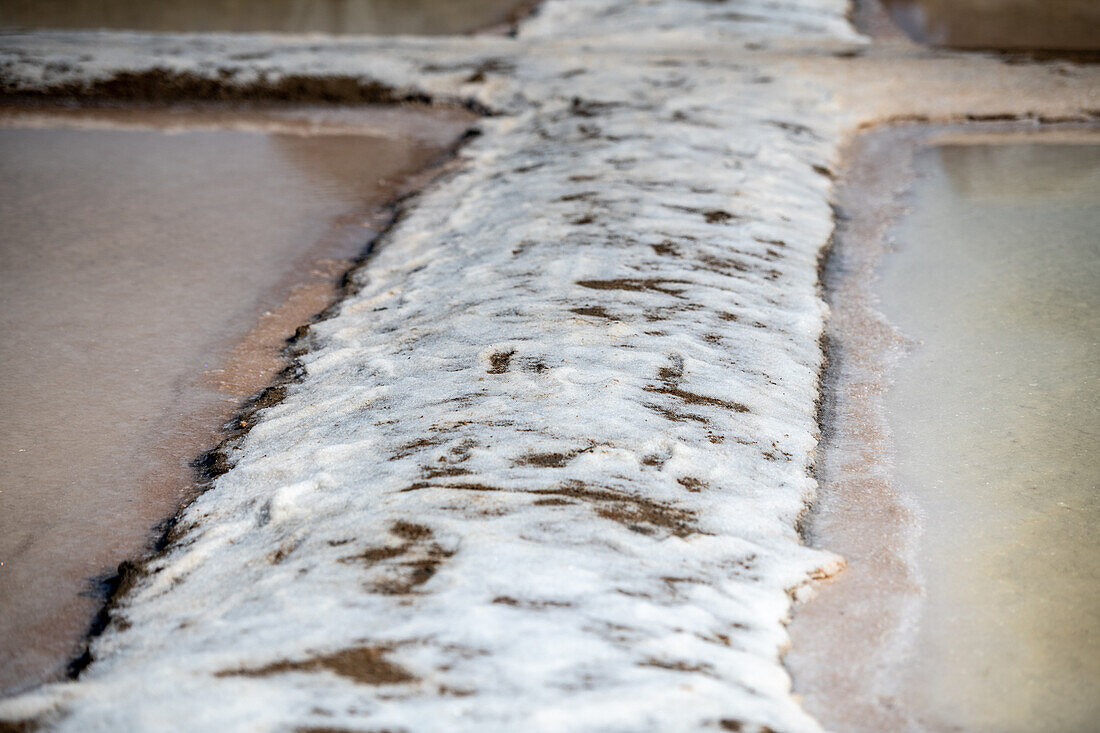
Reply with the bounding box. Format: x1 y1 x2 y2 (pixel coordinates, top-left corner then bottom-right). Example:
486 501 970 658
643 385 750 413
217 646 415 685
492 596 573 609
515 445 595 468
576 278 690 297
570 305 618 320
339 520 454 595
0 721 37 733
486 349 515 374
644 354 751 415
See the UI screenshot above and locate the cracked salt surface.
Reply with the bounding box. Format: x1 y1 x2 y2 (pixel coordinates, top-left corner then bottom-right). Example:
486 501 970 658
0 0 1096 730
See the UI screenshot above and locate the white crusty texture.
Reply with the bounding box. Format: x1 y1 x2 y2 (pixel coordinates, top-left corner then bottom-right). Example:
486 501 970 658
0 1 854 731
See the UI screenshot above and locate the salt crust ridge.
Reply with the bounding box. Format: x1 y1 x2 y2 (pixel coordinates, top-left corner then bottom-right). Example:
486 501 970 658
0 1 856 730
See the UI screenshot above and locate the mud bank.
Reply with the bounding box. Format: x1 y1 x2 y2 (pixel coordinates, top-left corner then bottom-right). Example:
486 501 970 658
0 0 1097 730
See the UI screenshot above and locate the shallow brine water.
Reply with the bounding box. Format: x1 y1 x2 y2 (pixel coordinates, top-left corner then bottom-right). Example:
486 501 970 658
789 135 1100 731
878 0 1100 51
880 141 1100 730
0 0 529 35
0 104 472 694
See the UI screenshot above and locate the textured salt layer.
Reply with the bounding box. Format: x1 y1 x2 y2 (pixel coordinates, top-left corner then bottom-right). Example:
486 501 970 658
0 0 1096 731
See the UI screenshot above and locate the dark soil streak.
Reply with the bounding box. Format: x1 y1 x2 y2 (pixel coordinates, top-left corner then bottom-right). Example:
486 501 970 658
643 402 710 424
216 646 415 685
2 68 492 114
401 479 697 536
571 305 619 319
488 349 515 374
678 477 707 492
492 596 574 609
576 278 690 297
341 545 408 564
389 436 445 460
391 521 432 541
644 385 751 413
704 209 737 224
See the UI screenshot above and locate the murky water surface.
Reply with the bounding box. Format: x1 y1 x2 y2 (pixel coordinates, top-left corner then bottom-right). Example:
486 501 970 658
0 104 472 694
0 0 528 35
793 136 1100 731
878 142 1100 731
880 0 1100 50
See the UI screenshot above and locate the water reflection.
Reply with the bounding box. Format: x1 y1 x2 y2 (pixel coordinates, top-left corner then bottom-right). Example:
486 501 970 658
940 142 1100 200
0 0 527 35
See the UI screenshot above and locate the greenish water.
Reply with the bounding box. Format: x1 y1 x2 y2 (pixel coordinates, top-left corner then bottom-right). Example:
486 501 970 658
879 142 1100 731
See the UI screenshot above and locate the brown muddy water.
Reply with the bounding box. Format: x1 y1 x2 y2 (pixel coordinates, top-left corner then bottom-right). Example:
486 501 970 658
0 0 531 36
0 103 474 695
878 0 1100 51
788 129 1100 731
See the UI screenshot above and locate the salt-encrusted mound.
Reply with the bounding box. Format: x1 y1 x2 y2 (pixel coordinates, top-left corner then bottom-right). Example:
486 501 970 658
1 1 855 730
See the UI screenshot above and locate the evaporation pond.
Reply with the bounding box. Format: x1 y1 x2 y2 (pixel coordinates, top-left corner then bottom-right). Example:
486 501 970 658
0 0 528 35
0 105 472 694
880 0 1100 50
879 141 1100 730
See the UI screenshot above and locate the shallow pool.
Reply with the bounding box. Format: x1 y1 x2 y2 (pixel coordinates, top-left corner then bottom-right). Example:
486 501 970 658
0 103 472 694
0 0 530 35
878 140 1100 731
